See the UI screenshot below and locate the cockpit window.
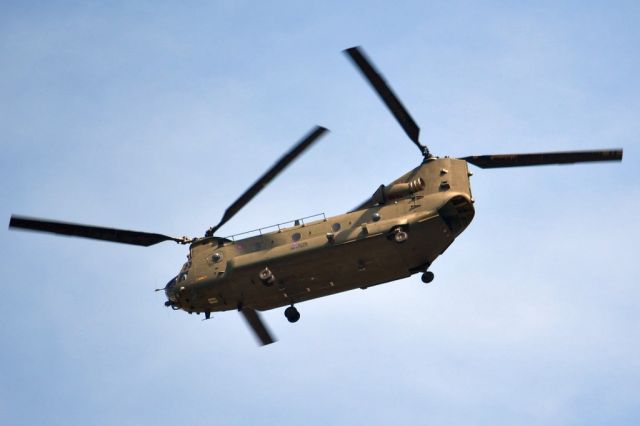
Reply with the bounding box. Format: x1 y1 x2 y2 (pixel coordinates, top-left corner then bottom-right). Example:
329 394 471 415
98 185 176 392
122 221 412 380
179 272 188 282
165 276 178 289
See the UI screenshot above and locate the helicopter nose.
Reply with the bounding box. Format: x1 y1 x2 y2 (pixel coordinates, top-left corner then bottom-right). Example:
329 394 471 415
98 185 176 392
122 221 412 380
164 276 179 304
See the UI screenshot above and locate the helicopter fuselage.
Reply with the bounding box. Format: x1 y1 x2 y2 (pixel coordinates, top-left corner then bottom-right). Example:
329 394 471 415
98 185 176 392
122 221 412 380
166 157 475 314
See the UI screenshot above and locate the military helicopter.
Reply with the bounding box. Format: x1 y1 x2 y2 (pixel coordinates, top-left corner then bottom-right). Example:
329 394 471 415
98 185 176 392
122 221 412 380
9 46 623 346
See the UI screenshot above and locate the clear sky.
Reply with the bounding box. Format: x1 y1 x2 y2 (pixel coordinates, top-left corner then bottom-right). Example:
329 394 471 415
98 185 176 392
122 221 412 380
1 1 638 425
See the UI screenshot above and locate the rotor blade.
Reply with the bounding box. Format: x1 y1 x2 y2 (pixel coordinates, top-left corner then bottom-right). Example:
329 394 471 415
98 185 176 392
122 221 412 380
9 215 191 246
208 126 328 235
462 149 623 169
240 308 277 346
344 46 428 156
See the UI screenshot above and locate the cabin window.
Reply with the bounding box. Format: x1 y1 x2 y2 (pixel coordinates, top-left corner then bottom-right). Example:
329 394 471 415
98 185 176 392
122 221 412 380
332 223 341 232
292 232 301 242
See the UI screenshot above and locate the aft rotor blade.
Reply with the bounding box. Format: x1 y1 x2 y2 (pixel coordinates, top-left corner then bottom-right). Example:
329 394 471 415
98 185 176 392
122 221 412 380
9 215 191 246
462 149 623 168
208 126 328 235
240 308 277 346
344 46 428 156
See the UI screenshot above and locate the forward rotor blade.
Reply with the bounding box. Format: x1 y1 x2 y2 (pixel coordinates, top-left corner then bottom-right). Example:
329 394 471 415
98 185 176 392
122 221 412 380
462 149 623 169
208 126 328 236
9 215 191 246
240 308 277 346
344 46 428 156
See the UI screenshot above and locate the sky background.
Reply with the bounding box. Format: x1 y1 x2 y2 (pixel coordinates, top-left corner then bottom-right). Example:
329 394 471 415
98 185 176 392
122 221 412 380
1 1 638 425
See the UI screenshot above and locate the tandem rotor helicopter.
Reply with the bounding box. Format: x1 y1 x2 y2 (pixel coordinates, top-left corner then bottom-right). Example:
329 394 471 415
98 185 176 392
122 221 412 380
10 46 623 346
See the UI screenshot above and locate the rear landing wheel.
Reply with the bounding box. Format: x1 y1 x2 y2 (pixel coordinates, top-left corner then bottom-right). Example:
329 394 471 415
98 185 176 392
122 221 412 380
284 306 300 323
421 271 434 284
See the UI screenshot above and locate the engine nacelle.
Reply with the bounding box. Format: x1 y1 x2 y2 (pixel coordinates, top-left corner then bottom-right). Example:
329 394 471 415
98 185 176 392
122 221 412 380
371 178 425 204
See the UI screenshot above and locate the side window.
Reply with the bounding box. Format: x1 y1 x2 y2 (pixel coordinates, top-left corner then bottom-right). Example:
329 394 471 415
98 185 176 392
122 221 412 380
292 232 301 242
332 223 341 232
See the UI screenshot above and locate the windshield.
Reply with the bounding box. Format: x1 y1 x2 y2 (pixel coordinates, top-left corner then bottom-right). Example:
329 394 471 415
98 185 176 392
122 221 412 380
165 276 178 289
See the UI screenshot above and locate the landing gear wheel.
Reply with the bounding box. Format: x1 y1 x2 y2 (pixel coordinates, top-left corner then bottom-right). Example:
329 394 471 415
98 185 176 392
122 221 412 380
421 271 434 284
259 267 275 286
392 228 408 243
284 306 300 323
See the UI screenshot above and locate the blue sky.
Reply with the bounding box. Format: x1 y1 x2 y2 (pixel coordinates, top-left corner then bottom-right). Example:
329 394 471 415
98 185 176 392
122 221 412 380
1 1 638 425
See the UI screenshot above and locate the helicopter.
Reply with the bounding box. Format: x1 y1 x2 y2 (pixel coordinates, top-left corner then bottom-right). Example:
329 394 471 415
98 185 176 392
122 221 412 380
9 46 623 346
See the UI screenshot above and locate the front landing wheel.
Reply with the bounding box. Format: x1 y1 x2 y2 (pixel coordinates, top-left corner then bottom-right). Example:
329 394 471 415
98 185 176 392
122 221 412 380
421 271 434 284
